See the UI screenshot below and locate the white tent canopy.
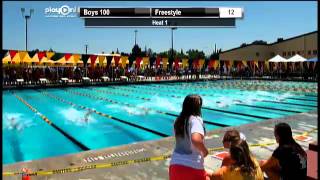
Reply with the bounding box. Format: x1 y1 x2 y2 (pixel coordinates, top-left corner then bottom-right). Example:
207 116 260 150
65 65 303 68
268 55 287 62
287 54 306 62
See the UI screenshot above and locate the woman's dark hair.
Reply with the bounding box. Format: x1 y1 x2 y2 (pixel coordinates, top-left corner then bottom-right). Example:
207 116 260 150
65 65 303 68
174 94 202 137
230 140 256 178
274 122 306 157
223 129 241 144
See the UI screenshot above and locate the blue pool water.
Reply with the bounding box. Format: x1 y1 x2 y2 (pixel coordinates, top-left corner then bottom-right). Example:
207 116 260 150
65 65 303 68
2 80 317 164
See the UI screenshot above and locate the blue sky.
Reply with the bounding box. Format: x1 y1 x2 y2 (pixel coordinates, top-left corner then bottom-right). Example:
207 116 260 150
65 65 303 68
3 1 317 55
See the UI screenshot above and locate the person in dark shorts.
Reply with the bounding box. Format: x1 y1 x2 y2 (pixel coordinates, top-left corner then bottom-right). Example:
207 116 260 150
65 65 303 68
260 122 307 180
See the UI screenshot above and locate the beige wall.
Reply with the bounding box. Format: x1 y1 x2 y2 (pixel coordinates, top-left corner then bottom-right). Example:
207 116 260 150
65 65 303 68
219 32 318 61
271 33 317 59
219 45 270 61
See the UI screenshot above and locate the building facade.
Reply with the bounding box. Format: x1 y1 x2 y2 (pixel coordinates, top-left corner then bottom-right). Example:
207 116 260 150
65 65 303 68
219 31 318 61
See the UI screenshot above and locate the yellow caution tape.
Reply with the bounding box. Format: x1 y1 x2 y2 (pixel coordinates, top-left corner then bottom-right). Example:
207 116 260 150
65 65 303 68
3 127 316 177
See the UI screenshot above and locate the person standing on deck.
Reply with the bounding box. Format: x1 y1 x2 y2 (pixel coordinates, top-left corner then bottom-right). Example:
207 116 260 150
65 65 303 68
169 95 210 180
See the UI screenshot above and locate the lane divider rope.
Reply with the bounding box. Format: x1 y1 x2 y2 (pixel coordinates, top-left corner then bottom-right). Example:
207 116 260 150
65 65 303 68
62 89 229 127
38 91 169 137
12 92 90 151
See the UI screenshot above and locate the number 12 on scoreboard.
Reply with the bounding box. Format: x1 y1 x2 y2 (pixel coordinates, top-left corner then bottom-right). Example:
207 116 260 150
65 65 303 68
219 8 243 18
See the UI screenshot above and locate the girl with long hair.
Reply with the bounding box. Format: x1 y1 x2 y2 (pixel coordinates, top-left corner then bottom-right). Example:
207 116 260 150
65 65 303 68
169 94 209 180
260 122 307 180
210 140 264 180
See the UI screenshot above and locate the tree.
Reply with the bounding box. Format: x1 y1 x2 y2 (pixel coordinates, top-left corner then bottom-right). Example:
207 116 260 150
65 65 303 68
116 48 119 54
186 49 205 60
129 44 142 66
240 43 247 47
277 38 284 42
252 40 268 45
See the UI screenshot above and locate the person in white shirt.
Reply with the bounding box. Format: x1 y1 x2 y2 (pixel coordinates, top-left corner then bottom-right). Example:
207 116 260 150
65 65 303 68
169 94 210 180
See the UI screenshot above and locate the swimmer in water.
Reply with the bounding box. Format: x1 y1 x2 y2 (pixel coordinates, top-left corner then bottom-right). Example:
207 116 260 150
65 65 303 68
9 117 19 130
83 109 93 123
233 100 243 103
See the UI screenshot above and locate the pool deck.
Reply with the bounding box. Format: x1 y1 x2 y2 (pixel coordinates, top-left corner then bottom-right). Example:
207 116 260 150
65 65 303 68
3 110 318 180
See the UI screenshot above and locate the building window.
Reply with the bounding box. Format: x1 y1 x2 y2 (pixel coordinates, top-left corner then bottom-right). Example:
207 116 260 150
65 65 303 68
270 52 275 57
297 51 300 55
256 52 260 57
308 50 311 55
283 52 286 56
292 51 295 55
313 50 318 55
288 52 291 56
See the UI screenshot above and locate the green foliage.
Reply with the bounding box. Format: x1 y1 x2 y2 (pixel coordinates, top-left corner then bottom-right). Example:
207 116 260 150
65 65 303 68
186 49 205 60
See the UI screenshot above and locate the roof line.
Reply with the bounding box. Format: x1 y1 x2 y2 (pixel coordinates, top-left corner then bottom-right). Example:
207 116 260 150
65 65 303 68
221 31 318 54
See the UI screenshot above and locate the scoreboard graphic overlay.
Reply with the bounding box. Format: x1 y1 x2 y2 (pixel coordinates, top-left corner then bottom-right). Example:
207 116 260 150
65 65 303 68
80 7 243 27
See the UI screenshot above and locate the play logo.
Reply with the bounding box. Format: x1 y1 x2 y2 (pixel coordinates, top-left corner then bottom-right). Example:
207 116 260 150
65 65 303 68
45 5 78 17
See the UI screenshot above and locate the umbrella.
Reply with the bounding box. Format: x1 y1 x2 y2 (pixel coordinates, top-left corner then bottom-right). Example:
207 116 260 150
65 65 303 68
306 57 318 62
268 55 287 62
287 54 306 62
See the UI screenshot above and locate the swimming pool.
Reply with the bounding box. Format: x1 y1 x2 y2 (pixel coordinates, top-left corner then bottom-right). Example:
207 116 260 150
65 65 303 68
2 80 317 164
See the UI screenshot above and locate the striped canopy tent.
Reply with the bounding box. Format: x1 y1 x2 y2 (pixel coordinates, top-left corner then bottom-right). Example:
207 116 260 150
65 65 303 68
46 51 55 60
2 54 11 64
73 54 81 64
55 56 67 65
21 52 32 64
76 60 84 67
65 57 76 65
23 53 40 65
11 53 21 64
39 57 55 65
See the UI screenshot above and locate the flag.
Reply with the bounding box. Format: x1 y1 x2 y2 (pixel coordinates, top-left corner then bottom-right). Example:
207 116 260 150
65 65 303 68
156 56 161 67
265 61 269 70
242 60 247 67
182 58 188 68
114 56 121 66
136 57 142 69
162 57 168 69
121 56 128 68
98 56 105 66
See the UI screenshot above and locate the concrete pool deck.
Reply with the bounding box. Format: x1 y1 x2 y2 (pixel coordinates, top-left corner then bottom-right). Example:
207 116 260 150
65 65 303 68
3 110 318 180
